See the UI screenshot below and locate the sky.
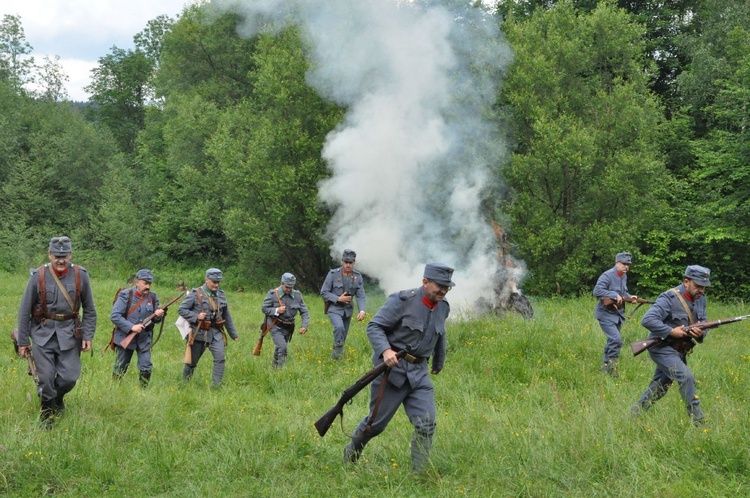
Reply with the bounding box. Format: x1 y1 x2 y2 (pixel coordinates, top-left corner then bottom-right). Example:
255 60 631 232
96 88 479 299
2 0 191 101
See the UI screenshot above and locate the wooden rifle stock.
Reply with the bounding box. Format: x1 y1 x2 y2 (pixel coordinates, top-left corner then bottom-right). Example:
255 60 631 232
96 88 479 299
119 292 185 350
314 350 407 437
10 329 42 399
253 316 276 356
630 314 750 356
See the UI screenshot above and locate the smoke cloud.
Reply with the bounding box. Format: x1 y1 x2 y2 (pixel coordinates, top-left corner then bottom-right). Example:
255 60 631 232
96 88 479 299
212 0 514 308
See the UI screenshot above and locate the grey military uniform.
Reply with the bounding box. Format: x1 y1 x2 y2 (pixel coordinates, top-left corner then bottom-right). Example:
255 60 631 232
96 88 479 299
262 286 309 368
633 283 707 420
178 285 238 386
320 267 366 358
110 287 162 381
593 266 631 368
346 286 448 472
16 263 97 404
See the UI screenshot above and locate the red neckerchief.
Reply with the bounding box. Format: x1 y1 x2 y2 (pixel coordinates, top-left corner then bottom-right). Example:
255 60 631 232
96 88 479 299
134 291 143 299
343 270 352 276
421 297 438 309
683 291 694 302
616 271 624 277
52 267 69 277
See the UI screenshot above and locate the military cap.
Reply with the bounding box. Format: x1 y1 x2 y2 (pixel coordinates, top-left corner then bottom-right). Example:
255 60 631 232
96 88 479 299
684 265 711 287
615 252 632 264
135 269 154 282
205 268 223 281
342 249 357 262
423 263 456 287
281 272 296 287
48 236 72 256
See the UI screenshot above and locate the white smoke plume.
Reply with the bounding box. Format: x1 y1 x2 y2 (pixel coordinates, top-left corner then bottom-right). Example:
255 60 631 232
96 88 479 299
211 0 514 308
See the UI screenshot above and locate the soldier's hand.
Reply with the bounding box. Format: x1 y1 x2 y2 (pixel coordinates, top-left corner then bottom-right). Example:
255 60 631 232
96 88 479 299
198 312 207 320
382 348 399 367
299 327 308 334
277 305 286 314
131 324 144 334
154 308 165 317
19 346 29 358
616 295 624 305
338 294 352 303
685 326 703 339
81 340 91 353
356 311 365 322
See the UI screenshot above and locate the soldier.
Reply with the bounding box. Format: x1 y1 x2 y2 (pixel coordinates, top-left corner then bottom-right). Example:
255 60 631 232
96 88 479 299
178 268 238 386
109 269 165 387
593 252 635 377
344 263 453 473
261 273 309 369
16 236 97 427
631 265 711 425
320 249 366 360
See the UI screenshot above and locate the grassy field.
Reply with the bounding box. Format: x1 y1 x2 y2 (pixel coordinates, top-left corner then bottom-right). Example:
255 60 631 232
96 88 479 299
1 270 750 497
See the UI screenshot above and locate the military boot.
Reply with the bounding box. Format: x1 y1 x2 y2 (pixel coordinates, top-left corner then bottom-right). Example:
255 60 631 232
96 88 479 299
331 342 344 360
139 370 152 388
272 349 287 369
343 434 369 464
54 394 66 416
411 428 435 473
602 359 620 378
182 364 195 381
39 400 57 429
689 405 706 426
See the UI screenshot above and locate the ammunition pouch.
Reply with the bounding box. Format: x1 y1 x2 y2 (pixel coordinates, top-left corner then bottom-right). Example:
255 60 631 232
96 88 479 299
32 304 44 324
199 319 226 330
669 339 696 356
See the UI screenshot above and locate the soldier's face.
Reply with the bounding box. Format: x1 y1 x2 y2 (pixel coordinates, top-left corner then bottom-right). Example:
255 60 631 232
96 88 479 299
135 279 151 295
422 279 450 303
342 260 354 272
205 279 221 292
616 262 630 273
48 252 71 271
684 279 706 300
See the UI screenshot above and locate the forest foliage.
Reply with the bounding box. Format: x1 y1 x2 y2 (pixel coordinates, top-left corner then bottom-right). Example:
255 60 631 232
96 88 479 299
0 0 748 298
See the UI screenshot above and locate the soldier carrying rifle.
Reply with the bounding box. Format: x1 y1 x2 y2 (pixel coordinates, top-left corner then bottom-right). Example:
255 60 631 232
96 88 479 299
630 265 712 425
16 236 97 428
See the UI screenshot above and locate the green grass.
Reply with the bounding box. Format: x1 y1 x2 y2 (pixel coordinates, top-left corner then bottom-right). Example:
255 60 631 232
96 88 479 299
1 271 750 496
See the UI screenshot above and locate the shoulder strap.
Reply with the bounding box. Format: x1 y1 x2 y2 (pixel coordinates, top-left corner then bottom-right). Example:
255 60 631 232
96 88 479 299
48 265 77 313
126 290 148 317
670 288 695 324
38 265 48 317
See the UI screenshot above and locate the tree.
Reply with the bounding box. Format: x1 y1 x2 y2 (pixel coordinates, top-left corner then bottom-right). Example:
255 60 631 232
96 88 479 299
85 47 155 153
0 14 34 92
500 0 670 295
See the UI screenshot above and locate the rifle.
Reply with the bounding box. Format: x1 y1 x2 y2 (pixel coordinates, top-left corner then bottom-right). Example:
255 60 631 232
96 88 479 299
601 296 655 311
254 289 284 356
253 316 276 356
630 314 750 356
119 291 185 350
314 350 407 437
10 328 42 400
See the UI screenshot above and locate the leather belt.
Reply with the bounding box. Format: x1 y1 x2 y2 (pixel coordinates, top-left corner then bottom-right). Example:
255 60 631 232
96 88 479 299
404 353 426 364
45 312 77 321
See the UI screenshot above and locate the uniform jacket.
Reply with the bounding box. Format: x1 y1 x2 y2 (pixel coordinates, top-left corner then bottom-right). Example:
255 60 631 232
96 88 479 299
178 285 238 342
109 287 162 350
320 267 366 318
262 287 310 328
17 263 97 351
593 266 631 322
641 283 707 347
366 286 448 389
